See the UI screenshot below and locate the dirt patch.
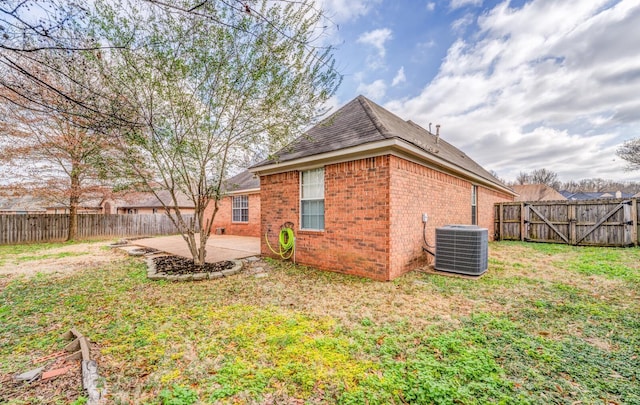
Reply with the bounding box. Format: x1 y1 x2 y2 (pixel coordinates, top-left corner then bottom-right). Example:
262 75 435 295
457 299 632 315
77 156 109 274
220 261 499 329
0 242 122 279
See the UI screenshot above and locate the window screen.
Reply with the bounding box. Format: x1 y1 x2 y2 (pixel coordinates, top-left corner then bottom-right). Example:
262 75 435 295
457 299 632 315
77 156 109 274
301 168 324 230
232 195 249 222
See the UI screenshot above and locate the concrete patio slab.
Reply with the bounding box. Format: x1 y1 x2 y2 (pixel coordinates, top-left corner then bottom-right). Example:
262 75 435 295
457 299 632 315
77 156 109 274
132 234 260 263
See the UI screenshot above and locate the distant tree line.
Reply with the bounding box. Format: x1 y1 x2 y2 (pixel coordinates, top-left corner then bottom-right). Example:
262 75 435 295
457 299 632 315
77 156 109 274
505 168 640 194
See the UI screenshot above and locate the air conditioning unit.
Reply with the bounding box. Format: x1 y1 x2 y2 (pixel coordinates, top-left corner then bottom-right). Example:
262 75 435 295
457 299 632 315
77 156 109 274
435 225 488 276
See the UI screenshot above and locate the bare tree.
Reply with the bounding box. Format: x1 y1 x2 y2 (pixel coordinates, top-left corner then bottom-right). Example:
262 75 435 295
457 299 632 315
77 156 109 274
0 1 132 129
529 169 560 190
617 137 640 171
1 1 337 126
489 169 507 185
516 171 530 185
0 51 109 240
514 169 560 189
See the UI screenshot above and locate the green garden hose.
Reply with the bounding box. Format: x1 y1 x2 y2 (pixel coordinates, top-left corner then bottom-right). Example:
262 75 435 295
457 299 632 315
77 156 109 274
265 223 295 260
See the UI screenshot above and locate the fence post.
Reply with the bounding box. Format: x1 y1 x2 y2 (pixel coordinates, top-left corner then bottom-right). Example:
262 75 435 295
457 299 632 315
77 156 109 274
519 202 525 241
498 203 503 241
523 204 530 241
569 202 577 245
632 198 638 247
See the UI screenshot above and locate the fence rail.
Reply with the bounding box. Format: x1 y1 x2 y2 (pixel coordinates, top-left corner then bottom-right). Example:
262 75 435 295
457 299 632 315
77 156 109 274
495 198 639 247
0 214 197 245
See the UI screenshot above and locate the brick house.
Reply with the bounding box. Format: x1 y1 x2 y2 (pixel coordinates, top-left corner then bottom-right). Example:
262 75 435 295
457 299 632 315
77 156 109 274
208 96 515 280
206 170 261 237
239 96 515 280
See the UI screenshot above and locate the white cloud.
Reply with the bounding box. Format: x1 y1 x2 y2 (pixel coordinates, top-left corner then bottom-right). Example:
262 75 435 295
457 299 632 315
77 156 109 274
357 28 393 59
317 0 379 23
385 0 640 182
357 79 387 100
322 95 342 114
392 66 406 86
450 0 482 10
426 2 435 11
451 13 474 35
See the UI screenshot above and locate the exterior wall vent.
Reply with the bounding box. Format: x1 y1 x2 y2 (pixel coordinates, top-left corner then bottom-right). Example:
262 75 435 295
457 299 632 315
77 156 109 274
435 225 488 276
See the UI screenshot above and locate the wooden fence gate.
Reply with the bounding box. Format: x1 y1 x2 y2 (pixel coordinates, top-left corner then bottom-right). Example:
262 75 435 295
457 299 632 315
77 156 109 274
495 198 639 247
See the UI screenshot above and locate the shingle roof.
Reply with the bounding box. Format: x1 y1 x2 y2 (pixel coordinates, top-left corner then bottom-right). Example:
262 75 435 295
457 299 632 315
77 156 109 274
46 197 104 209
0 195 47 212
512 184 566 201
252 95 509 191
561 191 635 201
118 190 194 208
223 170 260 193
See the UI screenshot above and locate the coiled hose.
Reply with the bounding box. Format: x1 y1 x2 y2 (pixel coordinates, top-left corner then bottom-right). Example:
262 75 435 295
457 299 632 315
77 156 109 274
265 222 295 260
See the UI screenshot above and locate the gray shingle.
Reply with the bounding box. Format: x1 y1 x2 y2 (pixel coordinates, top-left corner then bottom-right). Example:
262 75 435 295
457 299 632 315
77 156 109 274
252 95 509 190
223 170 260 193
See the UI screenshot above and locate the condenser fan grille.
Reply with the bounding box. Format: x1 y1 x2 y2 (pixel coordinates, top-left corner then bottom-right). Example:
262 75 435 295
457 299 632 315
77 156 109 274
435 225 488 276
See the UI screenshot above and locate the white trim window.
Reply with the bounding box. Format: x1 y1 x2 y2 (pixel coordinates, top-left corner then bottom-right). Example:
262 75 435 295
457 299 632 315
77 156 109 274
471 185 478 225
232 195 249 223
301 168 325 230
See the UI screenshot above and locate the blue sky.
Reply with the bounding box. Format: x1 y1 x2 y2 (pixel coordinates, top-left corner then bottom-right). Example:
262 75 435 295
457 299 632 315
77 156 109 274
317 0 640 183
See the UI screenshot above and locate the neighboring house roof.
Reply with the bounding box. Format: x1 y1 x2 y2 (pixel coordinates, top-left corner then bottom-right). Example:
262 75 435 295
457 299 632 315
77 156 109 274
0 195 47 213
561 191 635 200
512 184 566 201
251 95 513 195
223 170 260 194
117 190 195 209
46 197 105 210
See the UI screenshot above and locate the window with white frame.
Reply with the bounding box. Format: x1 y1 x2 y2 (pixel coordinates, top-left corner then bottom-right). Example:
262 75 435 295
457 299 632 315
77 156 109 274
471 185 478 225
232 195 249 222
301 168 324 230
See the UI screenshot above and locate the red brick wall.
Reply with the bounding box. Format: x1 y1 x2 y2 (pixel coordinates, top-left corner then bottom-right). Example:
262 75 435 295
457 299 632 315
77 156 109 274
388 156 514 279
260 157 391 280
204 193 261 237
260 154 514 281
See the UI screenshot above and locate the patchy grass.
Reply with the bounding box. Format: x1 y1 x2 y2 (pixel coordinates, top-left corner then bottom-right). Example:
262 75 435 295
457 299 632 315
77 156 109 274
13 251 90 263
0 241 638 404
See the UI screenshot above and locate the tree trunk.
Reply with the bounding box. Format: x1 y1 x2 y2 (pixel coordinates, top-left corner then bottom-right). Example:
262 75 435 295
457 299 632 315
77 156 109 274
67 167 80 241
197 199 218 265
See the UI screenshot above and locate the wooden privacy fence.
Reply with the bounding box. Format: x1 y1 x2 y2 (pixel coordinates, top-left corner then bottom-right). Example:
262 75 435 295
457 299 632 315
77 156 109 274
0 214 198 245
495 198 639 247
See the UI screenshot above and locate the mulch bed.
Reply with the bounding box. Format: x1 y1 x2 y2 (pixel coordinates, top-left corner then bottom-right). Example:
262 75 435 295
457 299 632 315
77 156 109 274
153 256 234 275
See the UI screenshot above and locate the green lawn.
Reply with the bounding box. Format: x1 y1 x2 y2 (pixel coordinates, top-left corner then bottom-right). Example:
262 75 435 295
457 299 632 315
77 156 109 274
1 241 639 404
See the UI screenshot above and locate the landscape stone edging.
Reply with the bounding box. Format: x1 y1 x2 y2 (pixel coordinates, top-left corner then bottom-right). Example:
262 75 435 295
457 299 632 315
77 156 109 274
145 255 243 281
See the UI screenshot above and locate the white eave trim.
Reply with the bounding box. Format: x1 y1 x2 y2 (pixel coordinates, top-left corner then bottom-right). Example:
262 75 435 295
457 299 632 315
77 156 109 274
224 187 260 196
250 138 516 196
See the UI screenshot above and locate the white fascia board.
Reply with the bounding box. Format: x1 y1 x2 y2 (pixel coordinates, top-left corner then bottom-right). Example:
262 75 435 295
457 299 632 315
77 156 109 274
249 139 397 174
224 188 260 196
250 139 516 196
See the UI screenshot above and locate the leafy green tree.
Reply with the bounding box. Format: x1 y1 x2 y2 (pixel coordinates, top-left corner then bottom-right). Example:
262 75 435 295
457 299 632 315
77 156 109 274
93 0 340 264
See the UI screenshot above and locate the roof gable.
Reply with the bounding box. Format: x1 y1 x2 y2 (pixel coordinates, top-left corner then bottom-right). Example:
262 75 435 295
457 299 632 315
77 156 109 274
252 95 510 192
513 184 567 201
223 170 260 193
117 190 194 208
257 96 387 163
